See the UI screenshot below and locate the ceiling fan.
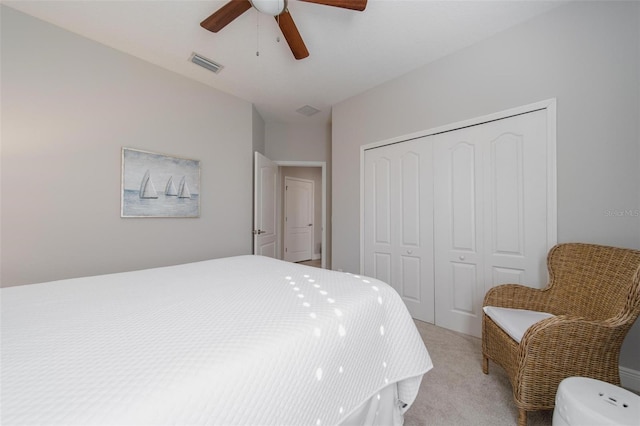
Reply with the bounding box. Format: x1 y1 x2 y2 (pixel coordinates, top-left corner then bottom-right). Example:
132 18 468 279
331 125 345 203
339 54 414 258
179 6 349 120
200 0 367 60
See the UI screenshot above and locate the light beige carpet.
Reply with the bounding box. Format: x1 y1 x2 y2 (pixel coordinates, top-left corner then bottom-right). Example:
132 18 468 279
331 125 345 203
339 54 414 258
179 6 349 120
404 320 553 426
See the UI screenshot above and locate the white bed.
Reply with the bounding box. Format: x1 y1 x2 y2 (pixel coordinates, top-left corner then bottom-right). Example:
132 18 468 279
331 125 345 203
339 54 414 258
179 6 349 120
1 255 432 425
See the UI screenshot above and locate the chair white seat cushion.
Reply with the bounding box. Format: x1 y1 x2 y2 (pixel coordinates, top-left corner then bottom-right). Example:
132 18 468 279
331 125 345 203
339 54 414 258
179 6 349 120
483 306 555 343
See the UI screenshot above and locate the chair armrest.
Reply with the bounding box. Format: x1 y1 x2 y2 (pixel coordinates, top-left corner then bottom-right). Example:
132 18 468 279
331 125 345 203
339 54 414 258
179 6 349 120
483 284 553 312
522 315 623 345
517 315 625 382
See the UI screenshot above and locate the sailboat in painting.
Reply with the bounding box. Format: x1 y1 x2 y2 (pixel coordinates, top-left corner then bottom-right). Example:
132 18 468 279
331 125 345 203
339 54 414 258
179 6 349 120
139 170 158 199
165 176 178 196
177 176 191 199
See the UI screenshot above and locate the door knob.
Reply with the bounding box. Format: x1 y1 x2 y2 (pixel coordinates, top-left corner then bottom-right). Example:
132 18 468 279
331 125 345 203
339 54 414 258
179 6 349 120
459 255 465 260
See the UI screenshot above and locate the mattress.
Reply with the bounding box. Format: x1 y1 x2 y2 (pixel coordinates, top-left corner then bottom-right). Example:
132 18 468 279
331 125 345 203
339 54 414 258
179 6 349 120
1 255 432 425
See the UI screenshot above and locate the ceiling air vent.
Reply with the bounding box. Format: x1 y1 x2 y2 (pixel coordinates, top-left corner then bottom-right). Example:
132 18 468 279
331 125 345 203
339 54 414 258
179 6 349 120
296 105 321 117
190 53 223 74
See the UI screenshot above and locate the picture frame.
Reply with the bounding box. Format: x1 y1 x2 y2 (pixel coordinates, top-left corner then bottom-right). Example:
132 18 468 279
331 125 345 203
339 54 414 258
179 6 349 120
121 147 200 218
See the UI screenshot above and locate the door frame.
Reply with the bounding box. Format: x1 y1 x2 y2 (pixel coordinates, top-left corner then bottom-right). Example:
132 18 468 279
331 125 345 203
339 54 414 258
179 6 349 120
275 161 327 269
359 98 557 273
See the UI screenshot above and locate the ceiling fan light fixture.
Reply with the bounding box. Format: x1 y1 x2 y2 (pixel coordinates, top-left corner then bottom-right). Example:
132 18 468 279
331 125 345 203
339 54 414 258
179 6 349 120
250 0 287 16
189 53 223 74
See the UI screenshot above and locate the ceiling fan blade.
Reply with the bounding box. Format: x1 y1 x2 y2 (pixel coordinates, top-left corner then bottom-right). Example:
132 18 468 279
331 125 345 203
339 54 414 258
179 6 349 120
275 10 309 60
200 0 252 33
299 0 367 11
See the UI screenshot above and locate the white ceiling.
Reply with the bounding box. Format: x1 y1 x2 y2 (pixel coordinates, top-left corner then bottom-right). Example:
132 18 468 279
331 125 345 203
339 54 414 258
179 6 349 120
3 0 567 125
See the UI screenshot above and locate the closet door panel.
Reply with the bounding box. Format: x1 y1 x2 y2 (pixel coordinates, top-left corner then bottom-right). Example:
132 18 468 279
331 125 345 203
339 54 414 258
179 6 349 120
364 139 434 324
451 262 477 314
391 140 434 323
434 128 484 337
401 151 420 247
483 110 549 292
492 266 525 286
374 252 392 284
374 157 392 245
451 142 478 251
490 133 524 255
364 153 392 282
394 146 431 314
400 255 421 302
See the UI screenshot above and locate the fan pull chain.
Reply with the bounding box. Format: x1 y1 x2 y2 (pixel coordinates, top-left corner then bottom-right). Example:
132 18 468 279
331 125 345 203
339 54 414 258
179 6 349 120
256 12 260 56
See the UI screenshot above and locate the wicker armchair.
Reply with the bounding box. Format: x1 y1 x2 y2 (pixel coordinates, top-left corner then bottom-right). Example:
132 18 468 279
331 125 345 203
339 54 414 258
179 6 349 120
482 242 640 426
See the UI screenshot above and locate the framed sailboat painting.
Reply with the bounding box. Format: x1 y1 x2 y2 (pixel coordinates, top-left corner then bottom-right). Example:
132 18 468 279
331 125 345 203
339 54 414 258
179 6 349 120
121 148 200 218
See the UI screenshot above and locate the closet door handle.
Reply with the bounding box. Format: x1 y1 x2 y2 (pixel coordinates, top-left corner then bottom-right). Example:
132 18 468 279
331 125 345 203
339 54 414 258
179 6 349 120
459 255 465 261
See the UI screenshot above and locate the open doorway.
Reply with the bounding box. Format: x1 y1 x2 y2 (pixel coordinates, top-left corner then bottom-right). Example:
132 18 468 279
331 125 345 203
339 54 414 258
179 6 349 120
253 154 327 268
282 170 320 266
277 162 325 269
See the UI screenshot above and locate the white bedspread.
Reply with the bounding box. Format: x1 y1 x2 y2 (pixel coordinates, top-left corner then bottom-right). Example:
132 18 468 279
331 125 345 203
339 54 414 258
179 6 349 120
1 255 432 425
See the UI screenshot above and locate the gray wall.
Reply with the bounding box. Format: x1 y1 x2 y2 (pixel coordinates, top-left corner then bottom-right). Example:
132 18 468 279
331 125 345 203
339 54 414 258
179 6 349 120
332 2 640 373
252 105 266 155
1 6 254 286
265 121 331 162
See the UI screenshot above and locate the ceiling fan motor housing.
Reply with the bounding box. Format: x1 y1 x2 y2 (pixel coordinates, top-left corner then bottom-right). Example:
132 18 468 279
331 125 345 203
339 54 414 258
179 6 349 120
250 0 288 16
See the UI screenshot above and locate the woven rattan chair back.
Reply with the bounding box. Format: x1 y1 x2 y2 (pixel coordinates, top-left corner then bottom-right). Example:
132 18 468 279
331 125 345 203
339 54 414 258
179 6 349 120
545 243 640 321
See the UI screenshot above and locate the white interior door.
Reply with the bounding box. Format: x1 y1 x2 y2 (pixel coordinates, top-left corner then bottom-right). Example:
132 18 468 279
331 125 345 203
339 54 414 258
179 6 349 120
363 137 435 323
433 109 549 337
284 177 314 262
254 152 278 257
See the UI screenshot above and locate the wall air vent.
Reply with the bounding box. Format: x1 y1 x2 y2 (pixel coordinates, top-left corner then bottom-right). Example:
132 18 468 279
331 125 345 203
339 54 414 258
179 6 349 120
189 53 223 74
296 105 321 117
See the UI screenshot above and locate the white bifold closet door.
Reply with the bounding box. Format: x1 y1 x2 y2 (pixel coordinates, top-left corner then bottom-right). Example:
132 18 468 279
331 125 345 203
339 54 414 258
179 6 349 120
363 138 435 323
363 108 550 337
433 109 549 337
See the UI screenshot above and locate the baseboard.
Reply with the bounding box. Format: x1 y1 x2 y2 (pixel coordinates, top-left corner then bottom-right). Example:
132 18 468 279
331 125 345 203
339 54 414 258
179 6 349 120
620 366 640 392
